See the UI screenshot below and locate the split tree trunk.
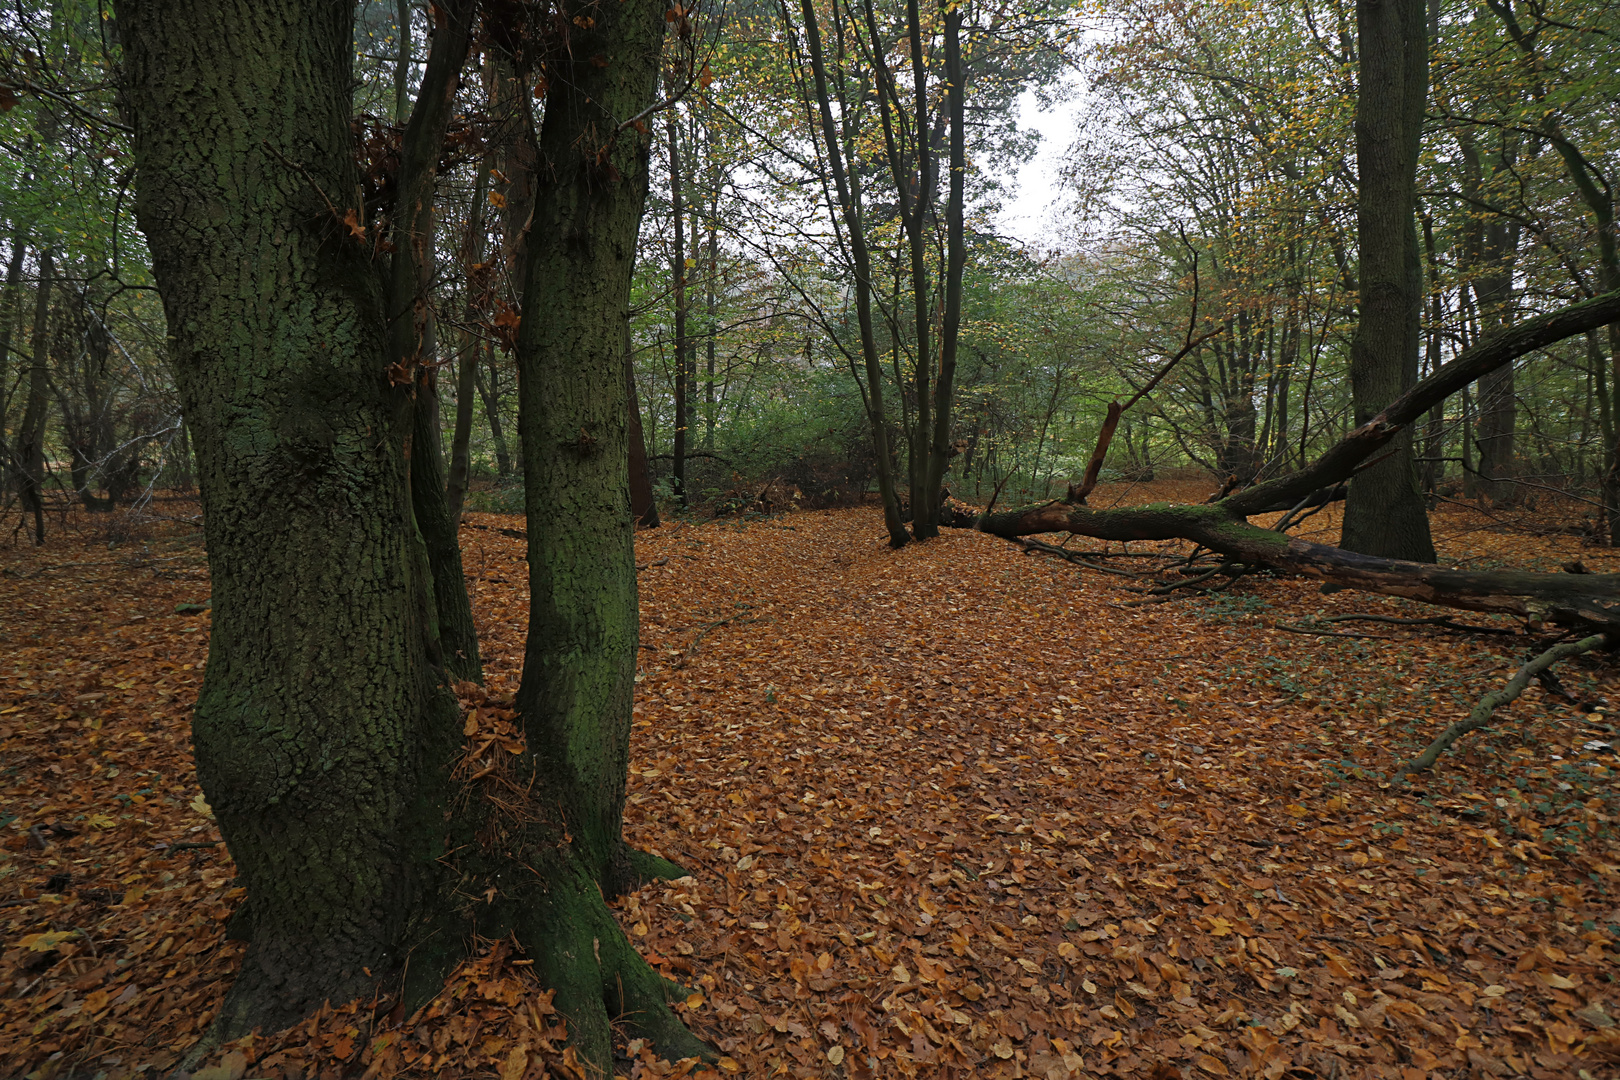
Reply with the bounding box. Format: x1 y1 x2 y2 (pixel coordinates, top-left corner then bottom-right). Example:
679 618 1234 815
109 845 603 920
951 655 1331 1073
121 1 705 1069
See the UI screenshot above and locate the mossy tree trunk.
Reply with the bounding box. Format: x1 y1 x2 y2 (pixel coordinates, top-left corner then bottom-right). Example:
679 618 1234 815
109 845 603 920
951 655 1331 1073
121 0 705 1070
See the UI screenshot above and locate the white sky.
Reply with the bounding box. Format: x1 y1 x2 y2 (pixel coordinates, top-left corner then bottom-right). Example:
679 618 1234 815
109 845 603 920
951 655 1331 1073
992 83 1086 250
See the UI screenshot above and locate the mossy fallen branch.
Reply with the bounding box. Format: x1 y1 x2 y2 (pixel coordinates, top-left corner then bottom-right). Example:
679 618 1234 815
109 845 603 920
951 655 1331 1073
1396 633 1613 776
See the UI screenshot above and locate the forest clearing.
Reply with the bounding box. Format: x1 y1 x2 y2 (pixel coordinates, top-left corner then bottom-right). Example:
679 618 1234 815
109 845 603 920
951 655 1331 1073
4 485 1618 1080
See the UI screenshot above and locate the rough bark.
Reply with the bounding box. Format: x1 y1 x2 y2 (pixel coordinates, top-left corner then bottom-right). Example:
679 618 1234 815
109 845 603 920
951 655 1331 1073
1339 0 1436 561
954 290 1620 631
511 0 705 1060
121 2 700 1070
120 0 461 1035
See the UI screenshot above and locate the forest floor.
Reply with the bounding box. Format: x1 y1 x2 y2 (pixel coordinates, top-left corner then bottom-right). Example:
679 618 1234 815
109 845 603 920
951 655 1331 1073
3 480 1620 1080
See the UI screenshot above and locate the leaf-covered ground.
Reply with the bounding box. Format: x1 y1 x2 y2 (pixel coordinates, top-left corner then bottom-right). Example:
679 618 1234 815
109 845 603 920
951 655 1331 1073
4 485 1620 1080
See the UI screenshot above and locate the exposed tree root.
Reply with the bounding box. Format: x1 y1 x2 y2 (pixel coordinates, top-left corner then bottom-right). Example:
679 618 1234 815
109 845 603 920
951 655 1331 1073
1397 633 1614 776
510 859 715 1077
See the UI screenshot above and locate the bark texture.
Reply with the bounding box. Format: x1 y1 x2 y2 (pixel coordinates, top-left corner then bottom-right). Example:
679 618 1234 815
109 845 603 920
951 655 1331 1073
121 2 701 1069
120 0 461 1034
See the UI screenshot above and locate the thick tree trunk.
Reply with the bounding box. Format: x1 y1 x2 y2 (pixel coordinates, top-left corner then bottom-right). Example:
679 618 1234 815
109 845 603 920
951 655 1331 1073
120 0 462 1036
1339 0 1436 561
953 290 1620 631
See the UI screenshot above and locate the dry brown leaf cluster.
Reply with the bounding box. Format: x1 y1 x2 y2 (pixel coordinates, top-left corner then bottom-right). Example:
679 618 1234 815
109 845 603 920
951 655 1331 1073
3 485 1619 1079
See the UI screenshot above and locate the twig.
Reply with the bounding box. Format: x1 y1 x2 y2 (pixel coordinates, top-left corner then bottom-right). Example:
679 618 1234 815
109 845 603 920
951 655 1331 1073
1397 632 1613 776
1012 538 1142 578
1275 624 1397 640
1313 614 1517 635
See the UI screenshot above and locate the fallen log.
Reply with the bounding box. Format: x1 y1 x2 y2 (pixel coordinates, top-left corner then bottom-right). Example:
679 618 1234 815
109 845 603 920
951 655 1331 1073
944 289 1620 631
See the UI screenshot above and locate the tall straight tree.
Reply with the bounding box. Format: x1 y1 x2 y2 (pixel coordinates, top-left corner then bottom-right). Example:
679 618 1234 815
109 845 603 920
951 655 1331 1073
1340 0 1437 561
118 0 707 1069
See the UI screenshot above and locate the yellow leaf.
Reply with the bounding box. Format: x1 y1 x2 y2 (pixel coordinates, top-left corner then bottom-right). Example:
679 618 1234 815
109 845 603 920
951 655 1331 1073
892 963 910 984
1196 1052 1230 1075
717 1057 741 1073
19 931 76 951
685 992 705 1009
500 1045 528 1080
189 794 213 818
826 1046 844 1065
464 711 479 736
87 813 117 829
488 191 507 208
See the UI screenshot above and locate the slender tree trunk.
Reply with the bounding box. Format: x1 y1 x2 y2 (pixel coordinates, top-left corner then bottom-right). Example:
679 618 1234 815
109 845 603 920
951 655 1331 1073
626 317 661 527
799 0 908 546
0 234 28 492
1472 216 1521 504
917 1 966 539
17 247 53 544
387 0 482 683
1340 0 1436 561
475 348 512 476
667 104 688 506
445 113 495 529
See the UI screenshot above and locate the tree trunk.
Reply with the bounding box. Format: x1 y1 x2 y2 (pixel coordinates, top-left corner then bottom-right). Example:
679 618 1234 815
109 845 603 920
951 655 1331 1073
626 318 661 527
121 0 462 1035
1339 0 1436 561
799 0 908 546
17 246 53 543
918 2 966 539
511 0 707 1061
0 234 28 492
120 2 702 1069
446 115 496 529
475 347 512 477
1472 216 1521 504
667 103 688 506
386 0 483 684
